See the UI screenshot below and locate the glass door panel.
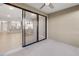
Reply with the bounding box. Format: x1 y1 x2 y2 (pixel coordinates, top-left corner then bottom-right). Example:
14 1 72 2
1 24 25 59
39 15 45 40
0 4 22 53
23 11 37 45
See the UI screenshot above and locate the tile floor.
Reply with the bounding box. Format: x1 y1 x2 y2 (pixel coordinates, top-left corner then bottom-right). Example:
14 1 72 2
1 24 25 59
7 39 79 56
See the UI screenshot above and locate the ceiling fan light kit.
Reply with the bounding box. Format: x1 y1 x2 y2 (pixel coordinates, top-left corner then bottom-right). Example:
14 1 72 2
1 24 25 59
40 3 54 9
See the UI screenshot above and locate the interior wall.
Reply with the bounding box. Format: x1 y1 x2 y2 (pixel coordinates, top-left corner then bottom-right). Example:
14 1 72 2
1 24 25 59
48 5 79 47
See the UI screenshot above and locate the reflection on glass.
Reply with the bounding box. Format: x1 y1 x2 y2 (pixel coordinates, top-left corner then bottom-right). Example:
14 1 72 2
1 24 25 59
24 11 37 45
25 20 33 30
0 4 46 54
2 21 7 32
0 21 1 32
9 21 21 32
0 4 22 53
39 15 45 40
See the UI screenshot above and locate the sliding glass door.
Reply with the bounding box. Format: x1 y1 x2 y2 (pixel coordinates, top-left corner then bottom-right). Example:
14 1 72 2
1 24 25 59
22 12 47 46
0 4 47 53
39 15 46 40
22 11 37 46
0 4 22 53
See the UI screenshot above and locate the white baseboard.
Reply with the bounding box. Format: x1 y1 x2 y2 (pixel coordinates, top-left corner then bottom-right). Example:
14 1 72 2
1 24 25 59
4 47 23 56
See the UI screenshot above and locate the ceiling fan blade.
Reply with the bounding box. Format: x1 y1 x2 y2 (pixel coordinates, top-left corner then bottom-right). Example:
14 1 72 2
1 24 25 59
49 3 54 9
40 3 45 9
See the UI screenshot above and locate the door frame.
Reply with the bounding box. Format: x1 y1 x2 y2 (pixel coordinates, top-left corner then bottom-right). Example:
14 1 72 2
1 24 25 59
4 3 47 47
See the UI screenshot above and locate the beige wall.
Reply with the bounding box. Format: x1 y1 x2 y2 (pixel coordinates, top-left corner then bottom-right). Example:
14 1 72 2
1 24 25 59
48 5 79 47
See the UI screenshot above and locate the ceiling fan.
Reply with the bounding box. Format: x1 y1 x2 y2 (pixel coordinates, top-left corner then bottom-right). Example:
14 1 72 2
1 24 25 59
40 3 54 9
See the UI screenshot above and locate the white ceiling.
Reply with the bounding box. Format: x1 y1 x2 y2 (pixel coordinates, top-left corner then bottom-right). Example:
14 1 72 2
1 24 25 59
27 3 79 14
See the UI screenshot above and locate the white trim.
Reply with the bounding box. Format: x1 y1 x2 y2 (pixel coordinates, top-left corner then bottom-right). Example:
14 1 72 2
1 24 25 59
4 47 23 56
